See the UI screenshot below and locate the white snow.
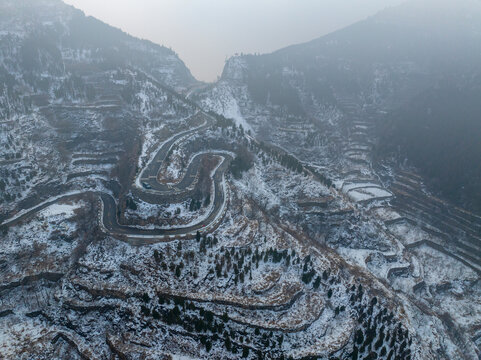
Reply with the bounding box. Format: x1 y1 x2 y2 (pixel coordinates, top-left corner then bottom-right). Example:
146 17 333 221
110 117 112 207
126 156 227 232
135 113 206 189
1 191 86 227
201 83 254 134
387 222 433 245
39 203 82 218
372 207 403 222
347 187 392 202
341 182 380 193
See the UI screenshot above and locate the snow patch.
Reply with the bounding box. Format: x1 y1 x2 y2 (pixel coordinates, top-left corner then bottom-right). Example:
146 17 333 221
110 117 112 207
39 203 82 218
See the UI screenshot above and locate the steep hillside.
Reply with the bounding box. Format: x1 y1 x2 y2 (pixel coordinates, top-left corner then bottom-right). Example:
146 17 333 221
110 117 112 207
378 75 481 212
197 0 481 212
0 0 197 97
194 2 481 358
1 1 481 359
0 0 200 216
241 0 481 112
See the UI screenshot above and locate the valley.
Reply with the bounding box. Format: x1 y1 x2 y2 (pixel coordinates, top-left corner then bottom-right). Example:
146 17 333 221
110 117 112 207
0 0 480 359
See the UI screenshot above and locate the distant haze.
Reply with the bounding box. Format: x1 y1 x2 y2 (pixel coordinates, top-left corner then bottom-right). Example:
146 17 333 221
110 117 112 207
63 0 405 82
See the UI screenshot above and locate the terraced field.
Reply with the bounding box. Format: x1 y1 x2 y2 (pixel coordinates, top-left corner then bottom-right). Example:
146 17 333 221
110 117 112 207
391 170 481 273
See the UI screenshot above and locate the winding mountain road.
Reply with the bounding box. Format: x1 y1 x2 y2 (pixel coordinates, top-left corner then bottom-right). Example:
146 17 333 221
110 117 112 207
1 112 234 243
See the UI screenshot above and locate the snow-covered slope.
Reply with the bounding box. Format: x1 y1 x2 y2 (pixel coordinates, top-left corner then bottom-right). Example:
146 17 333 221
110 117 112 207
0 0 198 92
1 1 481 359
0 0 200 217
194 1 481 358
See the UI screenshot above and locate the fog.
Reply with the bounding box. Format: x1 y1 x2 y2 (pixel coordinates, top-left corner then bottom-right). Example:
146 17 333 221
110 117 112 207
63 0 404 82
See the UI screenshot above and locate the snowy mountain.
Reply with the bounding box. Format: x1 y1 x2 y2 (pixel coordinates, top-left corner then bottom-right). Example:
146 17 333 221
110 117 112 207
0 0 200 218
197 0 481 211
1 1 481 359
0 0 197 97
196 0 481 235
194 1 481 357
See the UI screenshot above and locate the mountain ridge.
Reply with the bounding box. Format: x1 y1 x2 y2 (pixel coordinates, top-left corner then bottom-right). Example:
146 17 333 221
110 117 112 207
211 0 481 213
0 0 198 90
1 1 481 359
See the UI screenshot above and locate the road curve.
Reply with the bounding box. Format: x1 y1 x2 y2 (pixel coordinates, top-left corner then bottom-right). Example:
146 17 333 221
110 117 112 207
1 112 234 244
101 152 233 241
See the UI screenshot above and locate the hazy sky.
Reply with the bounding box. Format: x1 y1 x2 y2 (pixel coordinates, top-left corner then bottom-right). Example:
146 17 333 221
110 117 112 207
63 0 405 82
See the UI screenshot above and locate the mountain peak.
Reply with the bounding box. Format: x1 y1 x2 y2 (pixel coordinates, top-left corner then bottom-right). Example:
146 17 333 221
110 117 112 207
0 0 198 88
